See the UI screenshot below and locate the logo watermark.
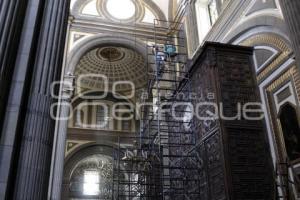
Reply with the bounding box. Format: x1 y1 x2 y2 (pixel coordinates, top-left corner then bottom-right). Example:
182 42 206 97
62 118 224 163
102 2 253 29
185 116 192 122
50 74 265 125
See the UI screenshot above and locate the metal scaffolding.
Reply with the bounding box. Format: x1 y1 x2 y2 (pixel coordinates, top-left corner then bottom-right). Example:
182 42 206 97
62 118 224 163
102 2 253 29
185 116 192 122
113 18 201 200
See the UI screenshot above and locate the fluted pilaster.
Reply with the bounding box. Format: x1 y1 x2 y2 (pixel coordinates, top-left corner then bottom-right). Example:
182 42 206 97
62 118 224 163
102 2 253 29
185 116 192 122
12 0 69 198
0 0 27 131
0 0 42 198
279 0 300 69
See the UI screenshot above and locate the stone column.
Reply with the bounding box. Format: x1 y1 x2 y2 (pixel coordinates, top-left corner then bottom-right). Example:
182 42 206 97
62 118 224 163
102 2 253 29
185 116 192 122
11 0 70 199
0 0 27 131
0 0 44 198
279 0 300 69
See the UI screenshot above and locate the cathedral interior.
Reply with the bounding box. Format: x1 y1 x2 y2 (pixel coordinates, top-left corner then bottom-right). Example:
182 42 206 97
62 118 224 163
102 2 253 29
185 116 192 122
1 0 300 199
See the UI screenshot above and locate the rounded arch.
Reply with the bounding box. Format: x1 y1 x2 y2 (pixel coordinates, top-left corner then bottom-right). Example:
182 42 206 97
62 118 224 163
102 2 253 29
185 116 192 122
71 0 167 22
99 0 145 23
62 144 116 199
64 143 116 170
277 101 299 118
231 26 292 49
143 0 167 22
278 103 300 161
71 0 94 16
66 34 148 75
226 26 293 62
224 15 290 45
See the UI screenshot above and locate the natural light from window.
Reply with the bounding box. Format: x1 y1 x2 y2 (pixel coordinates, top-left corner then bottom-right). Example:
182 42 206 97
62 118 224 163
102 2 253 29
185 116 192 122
142 7 156 23
83 170 100 196
195 0 219 44
107 0 136 19
82 0 99 16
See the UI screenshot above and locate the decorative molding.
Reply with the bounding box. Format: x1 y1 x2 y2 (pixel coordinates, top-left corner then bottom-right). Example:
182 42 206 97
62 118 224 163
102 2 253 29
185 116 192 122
99 0 144 23
245 0 278 17
65 140 92 157
240 33 292 82
71 0 166 25
263 65 300 165
253 45 279 73
273 82 297 112
66 35 148 76
69 31 95 52
266 67 296 92
75 46 147 91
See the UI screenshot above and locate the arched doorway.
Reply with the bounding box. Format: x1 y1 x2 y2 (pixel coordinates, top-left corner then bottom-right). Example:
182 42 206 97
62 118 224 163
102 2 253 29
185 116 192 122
49 34 149 199
279 104 300 161
69 154 113 199
63 145 114 200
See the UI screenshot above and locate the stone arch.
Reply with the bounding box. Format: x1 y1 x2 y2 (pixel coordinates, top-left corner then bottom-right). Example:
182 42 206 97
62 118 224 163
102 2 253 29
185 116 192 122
142 0 167 22
62 144 116 199
224 15 289 44
64 143 116 171
71 0 167 22
71 0 94 16
231 26 292 49
229 27 294 80
66 34 149 75
99 0 145 23
278 102 300 161
277 102 299 118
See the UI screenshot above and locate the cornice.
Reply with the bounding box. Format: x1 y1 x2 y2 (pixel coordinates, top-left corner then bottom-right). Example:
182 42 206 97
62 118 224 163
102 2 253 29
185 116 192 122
70 19 168 40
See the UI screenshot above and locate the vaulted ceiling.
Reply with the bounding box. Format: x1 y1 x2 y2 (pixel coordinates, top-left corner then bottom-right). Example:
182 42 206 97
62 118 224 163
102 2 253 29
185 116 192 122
75 46 147 92
70 0 175 22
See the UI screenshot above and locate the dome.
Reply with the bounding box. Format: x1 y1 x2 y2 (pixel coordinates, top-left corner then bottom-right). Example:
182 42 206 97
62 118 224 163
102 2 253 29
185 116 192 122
75 46 147 92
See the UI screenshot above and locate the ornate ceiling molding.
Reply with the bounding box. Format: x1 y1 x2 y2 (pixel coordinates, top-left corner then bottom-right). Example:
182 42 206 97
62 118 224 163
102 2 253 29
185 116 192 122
75 46 147 91
100 0 144 23
71 0 166 24
66 35 147 75
72 0 96 16
142 0 167 22
64 145 114 180
240 33 292 82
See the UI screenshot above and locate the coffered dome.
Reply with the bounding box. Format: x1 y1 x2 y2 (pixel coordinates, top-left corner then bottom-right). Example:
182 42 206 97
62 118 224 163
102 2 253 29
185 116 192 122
75 46 147 91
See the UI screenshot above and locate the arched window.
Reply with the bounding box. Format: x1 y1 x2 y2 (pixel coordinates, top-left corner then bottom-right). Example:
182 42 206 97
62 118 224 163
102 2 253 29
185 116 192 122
106 0 136 20
74 108 85 128
96 105 110 129
69 155 113 199
279 104 300 161
195 0 219 44
122 113 132 131
208 0 218 24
